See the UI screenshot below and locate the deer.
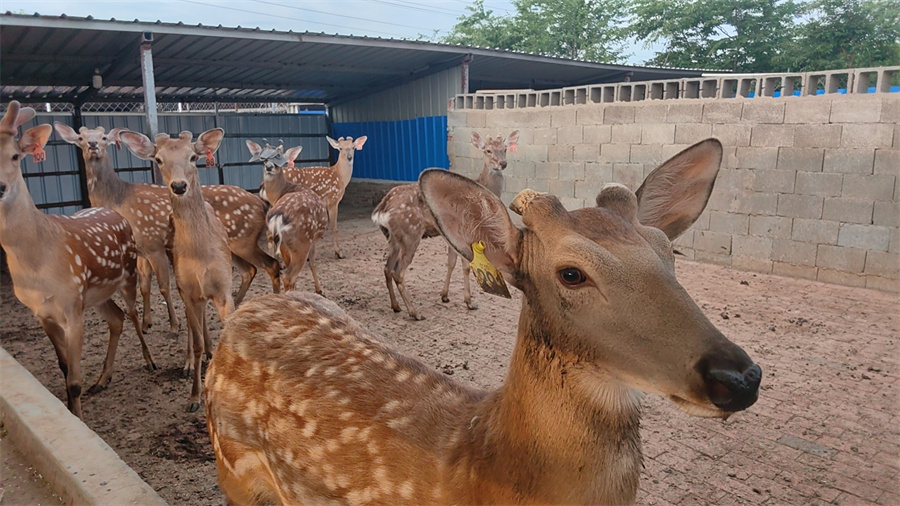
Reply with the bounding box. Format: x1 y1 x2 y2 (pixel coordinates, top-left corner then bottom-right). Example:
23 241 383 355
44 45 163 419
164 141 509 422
118 128 234 413
205 138 763 505
371 130 518 320
0 102 156 419
259 135 367 259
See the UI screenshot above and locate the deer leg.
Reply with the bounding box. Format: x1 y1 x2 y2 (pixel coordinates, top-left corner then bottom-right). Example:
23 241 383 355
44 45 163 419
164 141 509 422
461 261 478 310
243 240 281 295
88 299 125 393
200 302 214 362
441 245 457 303
279 246 301 293
391 244 424 321
383 245 402 313
328 203 343 259
184 299 205 413
148 251 180 338
63 315 86 419
307 242 323 295
120 270 158 371
137 256 154 332
39 317 69 381
231 254 255 307
179 288 195 377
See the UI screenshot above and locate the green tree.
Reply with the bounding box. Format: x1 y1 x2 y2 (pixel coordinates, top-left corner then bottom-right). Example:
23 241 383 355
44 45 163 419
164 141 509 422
630 0 800 72
443 0 630 63
784 0 900 71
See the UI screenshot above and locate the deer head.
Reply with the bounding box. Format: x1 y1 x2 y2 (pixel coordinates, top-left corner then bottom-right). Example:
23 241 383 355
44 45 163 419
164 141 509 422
420 139 761 418
246 139 302 177
472 130 519 171
326 135 367 164
0 102 51 202
53 124 118 161
118 128 224 197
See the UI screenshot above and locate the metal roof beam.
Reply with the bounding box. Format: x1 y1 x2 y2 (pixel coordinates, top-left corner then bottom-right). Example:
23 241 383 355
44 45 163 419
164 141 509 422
152 57 406 76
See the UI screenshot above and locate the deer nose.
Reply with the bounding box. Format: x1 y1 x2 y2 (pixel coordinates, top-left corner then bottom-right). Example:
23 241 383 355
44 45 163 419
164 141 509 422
88 141 98 149
703 359 762 412
0 182 7 198
170 181 188 195
499 160 507 169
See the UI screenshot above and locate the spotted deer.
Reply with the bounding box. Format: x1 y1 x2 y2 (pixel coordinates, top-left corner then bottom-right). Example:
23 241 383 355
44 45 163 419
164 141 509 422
247 140 329 293
371 130 518 320
260 135 366 259
0 102 156 419
206 139 763 505
118 128 234 413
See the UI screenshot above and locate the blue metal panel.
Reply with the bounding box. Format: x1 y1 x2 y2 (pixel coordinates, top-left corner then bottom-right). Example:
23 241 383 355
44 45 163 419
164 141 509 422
331 116 448 182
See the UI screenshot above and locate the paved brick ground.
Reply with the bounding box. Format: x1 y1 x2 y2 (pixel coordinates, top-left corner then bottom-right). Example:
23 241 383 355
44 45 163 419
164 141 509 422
1 206 898 505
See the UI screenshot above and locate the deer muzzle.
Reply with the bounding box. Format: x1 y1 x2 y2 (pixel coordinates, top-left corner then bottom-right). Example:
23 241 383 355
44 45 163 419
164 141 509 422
703 362 762 413
170 181 188 195
0 182 7 199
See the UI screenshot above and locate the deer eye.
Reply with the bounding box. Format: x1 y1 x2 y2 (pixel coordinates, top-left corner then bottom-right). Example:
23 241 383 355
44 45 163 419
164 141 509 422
558 268 587 286
190 154 198 162
102 137 107 141
12 154 19 161
78 137 83 141
155 157 163 165
486 149 492 154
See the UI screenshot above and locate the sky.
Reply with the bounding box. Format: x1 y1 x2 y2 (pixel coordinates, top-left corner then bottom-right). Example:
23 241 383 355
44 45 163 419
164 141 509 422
1 0 657 64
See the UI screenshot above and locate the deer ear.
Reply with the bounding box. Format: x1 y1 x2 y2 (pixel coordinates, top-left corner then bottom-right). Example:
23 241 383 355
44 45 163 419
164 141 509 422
504 130 519 148
118 130 157 160
54 122 80 144
284 145 303 162
353 136 367 150
246 140 263 160
419 169 519 275
19 125 53 155
326 136 341 150
471 132 485 150
635 138 722 240
194 128 224 155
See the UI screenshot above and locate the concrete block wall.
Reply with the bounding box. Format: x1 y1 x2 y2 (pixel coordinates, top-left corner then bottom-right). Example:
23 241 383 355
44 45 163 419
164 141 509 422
447 93 900 292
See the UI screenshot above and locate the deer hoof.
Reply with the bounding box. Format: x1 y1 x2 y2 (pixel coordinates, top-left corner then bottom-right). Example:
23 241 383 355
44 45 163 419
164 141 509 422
441 294 450 303
186 402 200 413
147 361 159 372
142 322 152 332
466 301 479 310
335 251 345 259
182 367 193 378
411 314 426 321
87 382 108 394
391 306 402 313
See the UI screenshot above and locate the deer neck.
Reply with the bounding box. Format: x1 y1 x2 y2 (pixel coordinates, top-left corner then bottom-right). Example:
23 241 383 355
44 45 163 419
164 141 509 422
475 164 503 197
83 154 130 208
263 171 295 204
0 174 59 271
168 181 216 243
334 154 354 190
460 300 643 504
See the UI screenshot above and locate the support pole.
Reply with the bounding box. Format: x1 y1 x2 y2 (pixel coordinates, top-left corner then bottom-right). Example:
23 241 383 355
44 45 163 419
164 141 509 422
461 54 473 94
72 108 91 209
140 32 162 184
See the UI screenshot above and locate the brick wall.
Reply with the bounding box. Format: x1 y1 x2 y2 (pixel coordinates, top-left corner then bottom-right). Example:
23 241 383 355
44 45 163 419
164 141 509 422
447 94 900 292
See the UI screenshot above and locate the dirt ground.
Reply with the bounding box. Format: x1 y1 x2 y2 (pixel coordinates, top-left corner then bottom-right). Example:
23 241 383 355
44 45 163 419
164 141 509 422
1 205 898 506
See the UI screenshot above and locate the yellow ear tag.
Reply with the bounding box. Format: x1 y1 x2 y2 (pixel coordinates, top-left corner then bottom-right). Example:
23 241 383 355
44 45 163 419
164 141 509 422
469 241 511 298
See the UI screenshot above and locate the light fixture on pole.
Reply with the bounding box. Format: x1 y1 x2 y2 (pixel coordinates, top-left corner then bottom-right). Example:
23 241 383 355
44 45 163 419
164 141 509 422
92 68 102 89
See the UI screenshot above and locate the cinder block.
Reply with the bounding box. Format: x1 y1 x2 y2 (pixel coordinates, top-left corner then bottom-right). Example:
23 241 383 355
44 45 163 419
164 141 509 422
773 261 818 281
892 227 900 254
551 109 576 127
463 111 487 128
791 218 839 244
583 125 612 145
816 244 866 272
532 128 558 145
641 124 675 145
667 103 703 123
749 215 793 238
709 211 750 234
874 149 899 175
750 124 795 147
842 174 895 200
522 144 549 163
841 123 894 149
711 124 752 147
634 103 667 124
548 179 575 198
612 163 644 190
732 255 774 274
777 147 824 172
733 234 773 257
822 149 875 174
742 101 785 123
525 178 550 193
838 224 891 251
795 171 843 197
583 162 614 182
793 124 842 148
575 106 605 125
604 105 635 124
558 162 585 181
752 168 796 193
548 144 574 162
559 197 586 211
866 275 900 292
894 123 900 148
675 247 696 260
558 125 584 145
611 124 641 144
674 123 713 145
599 143 630 163
503 176 527 194
574 144 598 164
533 161 559 180
817 268 866 287
506 160 536 180
874 201 900 227
882 96 900 124
507 128 533 146
822 198 873 224
735 147 779 169
702 102 743 123
694 250 733 266
773 239 818 266
784 98 832 124
830 97 882 123
630 144 664 164
576 180 603 200
661 143 692 162
865 250 900 278
777 194 824 219
515 110 552 128
694 230 732 254
447 110 467 129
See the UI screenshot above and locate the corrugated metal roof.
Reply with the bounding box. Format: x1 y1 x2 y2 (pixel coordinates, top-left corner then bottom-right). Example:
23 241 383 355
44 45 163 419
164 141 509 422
1 12 704 104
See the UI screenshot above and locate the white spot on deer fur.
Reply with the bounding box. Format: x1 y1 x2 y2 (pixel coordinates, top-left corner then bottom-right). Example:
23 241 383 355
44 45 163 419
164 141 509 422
339 411 353 421
395 370 411 382
383 400 401 412
309 445 325 461
325 439 340 452
399 480 415 499
301 419 317 438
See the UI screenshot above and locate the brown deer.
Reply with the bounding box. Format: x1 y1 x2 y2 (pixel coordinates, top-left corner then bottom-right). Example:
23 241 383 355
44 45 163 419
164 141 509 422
260 135 367 259
118 128 234 413
0 102 156 419
247 140 329 293
205 139 763 505
372 130 518 320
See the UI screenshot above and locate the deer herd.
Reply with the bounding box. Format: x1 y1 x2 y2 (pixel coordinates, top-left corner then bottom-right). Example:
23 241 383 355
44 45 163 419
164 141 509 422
0 100 761 505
